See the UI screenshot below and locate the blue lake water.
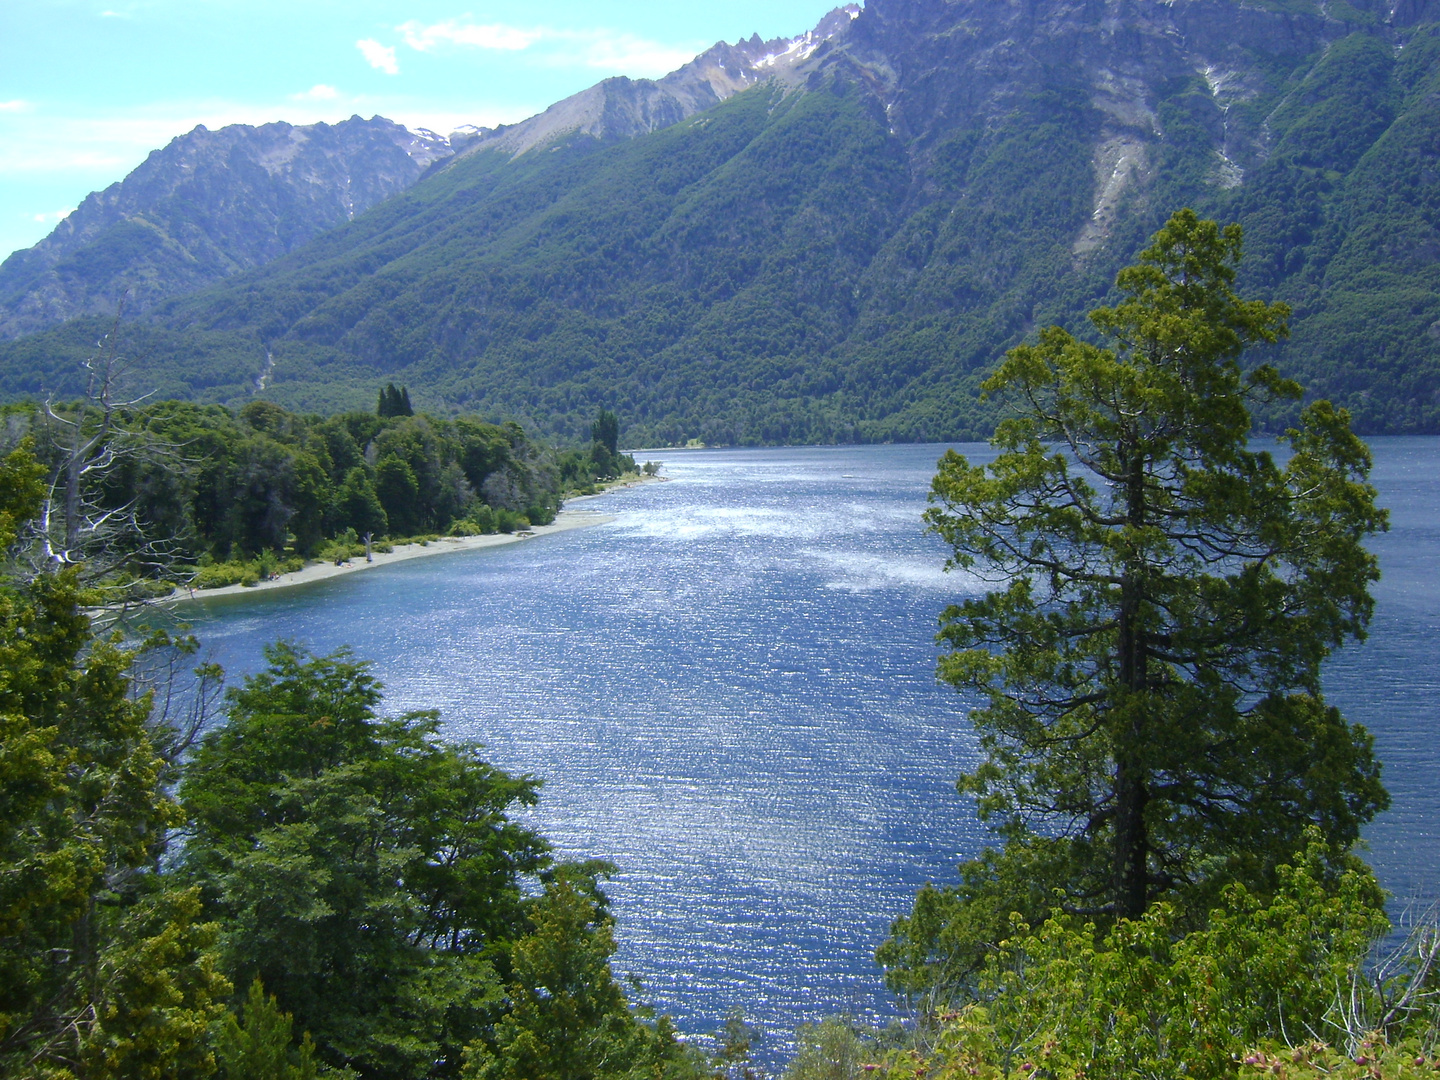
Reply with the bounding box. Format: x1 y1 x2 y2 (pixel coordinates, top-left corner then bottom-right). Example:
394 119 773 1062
172 439 1440 1058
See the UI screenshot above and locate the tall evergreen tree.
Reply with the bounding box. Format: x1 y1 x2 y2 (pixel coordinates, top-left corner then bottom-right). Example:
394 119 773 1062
881 210 1389 997
377 383 414 419
591 410 619 457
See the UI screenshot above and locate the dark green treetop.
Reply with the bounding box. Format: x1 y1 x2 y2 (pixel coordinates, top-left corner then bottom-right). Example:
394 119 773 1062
178 643 551 1079
462 865 706 1080
377 383 414 419
592 410 620 457
881 209 1390 999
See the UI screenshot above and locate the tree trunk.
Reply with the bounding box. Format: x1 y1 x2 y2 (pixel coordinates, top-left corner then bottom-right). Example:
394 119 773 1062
1113 448 1150 919
63 450 82 555
1113 751 1150 919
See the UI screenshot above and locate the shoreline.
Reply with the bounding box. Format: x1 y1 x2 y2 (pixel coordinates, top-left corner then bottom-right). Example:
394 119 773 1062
166 508 617 604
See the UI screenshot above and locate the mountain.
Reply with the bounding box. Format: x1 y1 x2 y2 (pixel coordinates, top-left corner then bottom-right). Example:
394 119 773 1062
2 0 1437 441
0 116 453 338
446 6 863 160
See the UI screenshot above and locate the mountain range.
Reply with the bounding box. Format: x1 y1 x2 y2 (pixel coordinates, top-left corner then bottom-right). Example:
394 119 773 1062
0 116 454 339
1 0 1437 443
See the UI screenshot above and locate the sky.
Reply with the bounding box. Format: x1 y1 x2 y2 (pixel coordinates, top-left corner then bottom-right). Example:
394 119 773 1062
0 0 852 260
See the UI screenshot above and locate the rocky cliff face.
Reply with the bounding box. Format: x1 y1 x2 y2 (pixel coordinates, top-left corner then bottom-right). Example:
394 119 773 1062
803 0 1405 246
446 6 863 159
0 116 452 338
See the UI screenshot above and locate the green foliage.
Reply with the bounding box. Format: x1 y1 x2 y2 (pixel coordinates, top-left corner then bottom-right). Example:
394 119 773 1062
215 979 319 1080
463 866 706 1080
0 440 45 549
882 211 1388 997
192 553 305 590
4 398 564 588
178 643 551 1079
77 887 231 1080
715 1008 760 1080
0 443 230 1078
592 410 620 456
1238 1039 1440 1079
336 465 387 540
783 1018 873 1080
873 840 1398 1080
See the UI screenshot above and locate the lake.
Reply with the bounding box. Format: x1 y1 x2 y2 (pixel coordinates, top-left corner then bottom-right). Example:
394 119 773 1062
172 439 1440 1060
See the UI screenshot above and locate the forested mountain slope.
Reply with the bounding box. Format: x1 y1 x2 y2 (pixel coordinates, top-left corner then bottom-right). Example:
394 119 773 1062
2 0 1438 442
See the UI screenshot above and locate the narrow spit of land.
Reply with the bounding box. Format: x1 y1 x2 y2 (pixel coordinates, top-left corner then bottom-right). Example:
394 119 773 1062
167 509 617 603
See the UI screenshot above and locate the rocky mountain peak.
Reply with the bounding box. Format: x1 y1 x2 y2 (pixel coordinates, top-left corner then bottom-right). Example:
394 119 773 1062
446 5 864 162
0 115 454 338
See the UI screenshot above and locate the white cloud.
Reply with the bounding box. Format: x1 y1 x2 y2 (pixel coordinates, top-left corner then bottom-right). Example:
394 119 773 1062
393 20 701 79
292 84 340 102
32 208 72 225
0 101 30 114
398 20 541 53
356 39 399 75
570 33 698 74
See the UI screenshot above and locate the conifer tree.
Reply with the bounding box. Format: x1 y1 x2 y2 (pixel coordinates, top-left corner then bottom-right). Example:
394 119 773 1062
881 210 1390 997
377 383 414 418
215 979 318 1080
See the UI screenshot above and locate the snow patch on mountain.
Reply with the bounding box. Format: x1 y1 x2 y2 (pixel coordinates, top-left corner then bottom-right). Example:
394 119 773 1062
447 5 864 162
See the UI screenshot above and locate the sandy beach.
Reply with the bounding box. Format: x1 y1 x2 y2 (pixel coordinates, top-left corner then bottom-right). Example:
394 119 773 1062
166 508 617 604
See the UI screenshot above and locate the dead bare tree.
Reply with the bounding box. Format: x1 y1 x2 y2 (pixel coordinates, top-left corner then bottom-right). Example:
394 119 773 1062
1324 904 1440 1056
126 628 226 765
17 309 192 606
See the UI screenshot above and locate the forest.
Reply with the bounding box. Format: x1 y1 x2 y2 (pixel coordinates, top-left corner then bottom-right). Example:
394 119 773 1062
0 381 635 597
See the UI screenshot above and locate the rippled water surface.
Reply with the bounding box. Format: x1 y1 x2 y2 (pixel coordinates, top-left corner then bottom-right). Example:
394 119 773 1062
175 440 1440 1056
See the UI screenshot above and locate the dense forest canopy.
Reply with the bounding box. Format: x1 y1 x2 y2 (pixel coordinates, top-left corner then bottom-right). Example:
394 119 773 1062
0 389 636 596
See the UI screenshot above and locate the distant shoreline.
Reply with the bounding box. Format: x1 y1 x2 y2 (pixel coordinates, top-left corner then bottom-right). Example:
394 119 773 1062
165 509 617 604
162 472 667 605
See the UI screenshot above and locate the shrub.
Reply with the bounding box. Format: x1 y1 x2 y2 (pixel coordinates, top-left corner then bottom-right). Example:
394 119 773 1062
494 510 530 533
870 835 1402 1080
194 561 258 589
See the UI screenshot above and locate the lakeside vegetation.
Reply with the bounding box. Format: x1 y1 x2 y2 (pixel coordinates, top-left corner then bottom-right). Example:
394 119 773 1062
803 211 1440 1078
0 388 637 597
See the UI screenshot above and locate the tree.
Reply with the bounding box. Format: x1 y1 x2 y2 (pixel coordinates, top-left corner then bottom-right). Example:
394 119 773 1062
215 979 318 1080
375 454 422 536
873 838 1399 1080
178 644 553 1080
881 210 1389 997
335 465 387 539
377 383 414 419
0 442 230 1078
463 866 704 1080
25 322 189 597
591 410 620 458
589 410 623 480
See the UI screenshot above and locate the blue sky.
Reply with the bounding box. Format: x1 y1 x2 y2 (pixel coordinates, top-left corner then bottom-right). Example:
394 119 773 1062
0 0 851 260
